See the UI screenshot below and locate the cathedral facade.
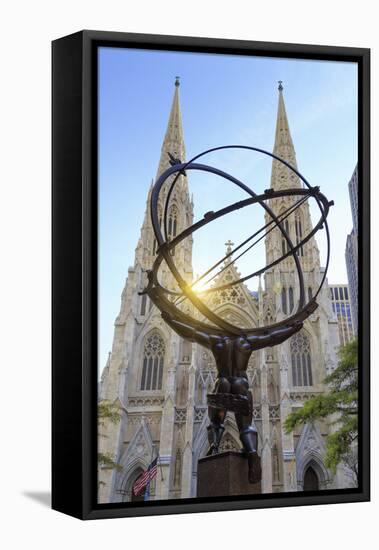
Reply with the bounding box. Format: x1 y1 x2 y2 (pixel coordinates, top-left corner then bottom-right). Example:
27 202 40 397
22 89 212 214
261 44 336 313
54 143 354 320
98 79 354 503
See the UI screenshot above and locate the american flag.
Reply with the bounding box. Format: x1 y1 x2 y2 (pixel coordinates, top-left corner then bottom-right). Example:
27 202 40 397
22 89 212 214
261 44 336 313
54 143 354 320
132 457 159 496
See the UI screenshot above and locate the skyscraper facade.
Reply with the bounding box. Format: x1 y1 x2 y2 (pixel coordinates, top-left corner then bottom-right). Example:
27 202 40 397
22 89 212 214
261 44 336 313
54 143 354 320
329 284 354 346
345 165 358 334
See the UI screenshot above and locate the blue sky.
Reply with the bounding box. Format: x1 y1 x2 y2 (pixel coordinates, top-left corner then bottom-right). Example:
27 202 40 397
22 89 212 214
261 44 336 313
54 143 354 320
98 47 357 371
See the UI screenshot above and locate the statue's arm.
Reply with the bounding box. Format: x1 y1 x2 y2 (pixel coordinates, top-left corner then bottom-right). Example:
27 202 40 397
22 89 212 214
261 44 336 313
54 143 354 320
246 322 302 349
245 300 318 350
161 311 212 348
267 322 302 346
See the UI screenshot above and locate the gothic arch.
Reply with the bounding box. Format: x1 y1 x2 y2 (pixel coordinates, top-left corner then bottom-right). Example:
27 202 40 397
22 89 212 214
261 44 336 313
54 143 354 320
117 460 147 503
299 456 329 491
214 304 257 329
118 421 154 468
139 319 171 345
111 421 154 502
295 422 330 491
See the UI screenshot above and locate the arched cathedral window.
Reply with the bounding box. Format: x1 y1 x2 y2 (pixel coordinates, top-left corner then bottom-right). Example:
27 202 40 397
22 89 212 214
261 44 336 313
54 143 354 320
295 211 304 257
140 332 165 391
281 287 287 314
168 205 178 256
281 287 294 315
281 219 290 256
140 293 147 316
289 286 294 313
168 205 178 239
290 331 313 387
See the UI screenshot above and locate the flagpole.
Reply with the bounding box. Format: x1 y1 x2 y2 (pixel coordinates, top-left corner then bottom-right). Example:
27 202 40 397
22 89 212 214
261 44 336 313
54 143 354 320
152 443 164 481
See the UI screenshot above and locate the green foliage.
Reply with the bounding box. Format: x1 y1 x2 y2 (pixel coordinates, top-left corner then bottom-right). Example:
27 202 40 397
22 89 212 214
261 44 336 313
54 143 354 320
98 452 123 472
98 400 122 427
284 339 358 476
97 400 123 479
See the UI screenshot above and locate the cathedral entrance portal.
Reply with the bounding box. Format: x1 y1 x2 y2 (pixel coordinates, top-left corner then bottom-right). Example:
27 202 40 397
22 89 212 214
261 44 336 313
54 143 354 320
303 465 319 491
124 468 145 502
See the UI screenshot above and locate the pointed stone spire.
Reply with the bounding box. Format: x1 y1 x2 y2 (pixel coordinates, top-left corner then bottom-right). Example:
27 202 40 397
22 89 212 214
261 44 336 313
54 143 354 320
135 78 193 282
274 82 295 155
270 82 301 190
156 77 186 179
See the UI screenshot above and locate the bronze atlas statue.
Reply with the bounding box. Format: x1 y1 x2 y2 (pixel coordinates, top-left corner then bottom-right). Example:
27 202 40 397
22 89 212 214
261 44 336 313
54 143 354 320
143 145 332 485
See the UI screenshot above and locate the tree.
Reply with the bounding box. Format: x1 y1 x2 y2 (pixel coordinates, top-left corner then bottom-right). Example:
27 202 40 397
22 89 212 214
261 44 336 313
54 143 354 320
284 339 358 481
98 400 122 481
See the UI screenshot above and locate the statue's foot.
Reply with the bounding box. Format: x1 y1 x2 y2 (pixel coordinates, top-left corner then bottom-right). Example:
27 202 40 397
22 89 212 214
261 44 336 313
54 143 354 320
247 452 261 484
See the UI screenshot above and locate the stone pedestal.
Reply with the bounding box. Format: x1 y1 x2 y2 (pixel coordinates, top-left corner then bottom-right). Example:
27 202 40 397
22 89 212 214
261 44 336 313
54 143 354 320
197 451 261 497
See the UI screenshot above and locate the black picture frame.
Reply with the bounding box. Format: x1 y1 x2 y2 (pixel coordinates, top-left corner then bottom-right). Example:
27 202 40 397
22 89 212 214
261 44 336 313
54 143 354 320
52 30 370 520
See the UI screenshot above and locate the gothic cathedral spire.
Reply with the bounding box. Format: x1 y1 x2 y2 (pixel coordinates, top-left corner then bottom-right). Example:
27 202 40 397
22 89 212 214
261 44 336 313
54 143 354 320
270 82 301 190
156 76 186 180
265 82 321 304
136 78 193 284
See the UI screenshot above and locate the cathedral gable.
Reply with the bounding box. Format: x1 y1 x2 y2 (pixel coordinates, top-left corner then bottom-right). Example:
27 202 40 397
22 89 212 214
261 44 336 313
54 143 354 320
204 261 259 328
119 419 154 469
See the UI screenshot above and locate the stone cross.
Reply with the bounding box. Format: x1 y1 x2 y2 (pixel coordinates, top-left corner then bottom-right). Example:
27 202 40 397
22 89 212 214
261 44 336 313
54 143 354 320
225 239 234 255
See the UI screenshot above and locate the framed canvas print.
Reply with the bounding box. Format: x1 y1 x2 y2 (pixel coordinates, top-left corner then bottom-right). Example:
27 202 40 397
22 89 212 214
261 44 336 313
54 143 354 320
52 30 370 520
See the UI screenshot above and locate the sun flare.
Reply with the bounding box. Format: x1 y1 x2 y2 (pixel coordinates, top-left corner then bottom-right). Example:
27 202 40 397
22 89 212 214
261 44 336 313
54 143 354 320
191 279 211 294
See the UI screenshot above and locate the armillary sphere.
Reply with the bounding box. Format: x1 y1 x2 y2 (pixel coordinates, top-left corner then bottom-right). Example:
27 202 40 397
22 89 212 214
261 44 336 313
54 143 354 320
143 145 333 338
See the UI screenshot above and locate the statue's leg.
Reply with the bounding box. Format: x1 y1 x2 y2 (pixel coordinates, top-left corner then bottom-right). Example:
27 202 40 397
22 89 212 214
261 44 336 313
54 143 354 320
231 377 261 483
207 376 230 456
